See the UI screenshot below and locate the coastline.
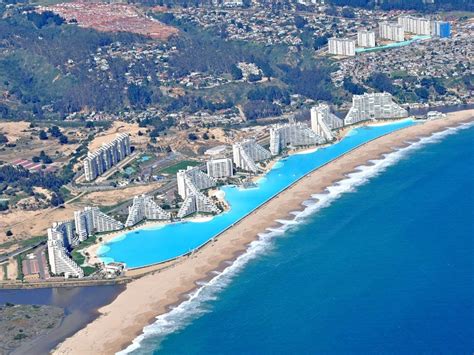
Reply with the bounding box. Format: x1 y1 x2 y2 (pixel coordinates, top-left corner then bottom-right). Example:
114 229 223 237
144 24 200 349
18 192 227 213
54 109 474 355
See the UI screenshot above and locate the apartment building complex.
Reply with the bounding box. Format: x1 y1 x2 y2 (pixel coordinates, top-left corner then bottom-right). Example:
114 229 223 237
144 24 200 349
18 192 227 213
83 133 131 181
379 22 404 42
269 123 322 155
431 20 451 38
177 191 220 219
47 221 84 278
357 29 376 48
125 194 172 227
344 92 408 125
232 138 271 173
310 104 344 142
398 16 431 35
177 166 216 199
206 158 234 179
328 37 356 56
74 206 124 241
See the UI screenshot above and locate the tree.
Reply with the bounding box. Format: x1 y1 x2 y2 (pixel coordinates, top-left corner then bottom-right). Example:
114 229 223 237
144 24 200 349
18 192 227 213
415 87 430 100
0 133 8 144
202 132 209 140
294 15 307 29
38 130 48 140
367 72 395 94
127 84 152 109
248 73 262 82
59 135 68 144
49 126 62 138
341 7 355 18
314 36 328 50
188 133 198 141
6 230 13 237
230 64 243 80
50 193 64 207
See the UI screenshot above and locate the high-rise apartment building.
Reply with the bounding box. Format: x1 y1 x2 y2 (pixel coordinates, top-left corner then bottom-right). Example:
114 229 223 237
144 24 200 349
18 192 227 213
431 21 451 38
206 158 234 179
177 191 220 219
269 123 322 155
379 22 405 42
125 194 171 227
398 16 431 35
310 104 344 142
47 221 84 278
74 206 123 240
357 29 376 48
177 166 216 199
83 133 131 181
344 93 408 126
232 138 271 173
328 38 356 56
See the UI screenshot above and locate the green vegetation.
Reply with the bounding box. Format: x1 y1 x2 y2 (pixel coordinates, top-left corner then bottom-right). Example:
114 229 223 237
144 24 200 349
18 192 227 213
159 160 201 175
71 236 98 276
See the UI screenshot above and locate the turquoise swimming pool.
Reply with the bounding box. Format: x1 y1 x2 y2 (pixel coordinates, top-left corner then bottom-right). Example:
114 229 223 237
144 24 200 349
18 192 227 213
99 119 417 268
356 35 431 53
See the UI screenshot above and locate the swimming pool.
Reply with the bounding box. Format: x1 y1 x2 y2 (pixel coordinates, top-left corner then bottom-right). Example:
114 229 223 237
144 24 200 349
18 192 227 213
99 119 416 268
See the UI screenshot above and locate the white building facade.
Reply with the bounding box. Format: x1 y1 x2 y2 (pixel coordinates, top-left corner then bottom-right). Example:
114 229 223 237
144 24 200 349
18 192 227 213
232 138 271 173
269 122 322 155
206 158 234 179
74 206 123 240
357 29 376 48
177 166 216 199
83 133 131 181
344 92 408 125
47 221 84 278
379 22 405 42
310 104 344 142
398 16 431 35
328 37 356 56
125 194 171 227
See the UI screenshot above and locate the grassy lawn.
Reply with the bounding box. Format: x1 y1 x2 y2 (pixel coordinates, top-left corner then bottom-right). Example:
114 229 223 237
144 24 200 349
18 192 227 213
159 160 201 175
71 236 97 273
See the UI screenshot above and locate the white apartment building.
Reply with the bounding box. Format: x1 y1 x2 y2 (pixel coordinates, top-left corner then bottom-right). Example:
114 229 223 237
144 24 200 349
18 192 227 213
357 29 376 48
47 222 84 278
328 37 356 56
398 16 431 35
269 122 322 155
379 22 404 42
310 104 344 142
232 138 271 173
125 194 171 227
344 92 409 125
177 166 216 199
83 133 131 181
74 206 123 240
177 191 220 219
207 158 234 179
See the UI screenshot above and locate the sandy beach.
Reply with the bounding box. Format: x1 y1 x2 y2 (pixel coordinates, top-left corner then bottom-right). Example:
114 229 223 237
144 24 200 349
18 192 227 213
54 109 474 355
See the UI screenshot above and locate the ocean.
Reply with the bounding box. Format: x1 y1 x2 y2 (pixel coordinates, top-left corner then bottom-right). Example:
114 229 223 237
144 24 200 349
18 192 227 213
123 122 474 354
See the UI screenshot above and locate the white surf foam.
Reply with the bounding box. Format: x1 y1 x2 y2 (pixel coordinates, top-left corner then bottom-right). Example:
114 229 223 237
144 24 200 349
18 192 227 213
118 121 473 354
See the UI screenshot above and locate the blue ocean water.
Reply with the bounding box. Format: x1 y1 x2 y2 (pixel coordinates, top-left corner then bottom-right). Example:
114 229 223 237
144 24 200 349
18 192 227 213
101 119 416 268
126 123 474 354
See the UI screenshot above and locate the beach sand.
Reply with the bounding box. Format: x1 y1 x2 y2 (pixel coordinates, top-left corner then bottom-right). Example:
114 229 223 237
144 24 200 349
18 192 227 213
54 110 474 355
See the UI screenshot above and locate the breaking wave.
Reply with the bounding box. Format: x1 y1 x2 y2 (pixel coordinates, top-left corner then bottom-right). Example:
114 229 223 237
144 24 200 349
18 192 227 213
118 121 473 355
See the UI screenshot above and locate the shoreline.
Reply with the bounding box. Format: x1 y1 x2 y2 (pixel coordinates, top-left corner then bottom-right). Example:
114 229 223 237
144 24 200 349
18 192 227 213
54 109 474 355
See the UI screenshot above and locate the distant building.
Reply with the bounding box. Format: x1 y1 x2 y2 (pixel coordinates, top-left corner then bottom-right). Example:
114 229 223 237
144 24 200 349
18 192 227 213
47 220 77 249
232 138 271 173
47 222 84 278
398 16 431 35
207 158 234 179
204 145 229 158
379 22 404 42
310 104 344 141
328 37 356 56
357 29 376 48
74 206 123 240
83 133 131 181
431 21 451 38
269 122 322 155
125 194 171 227
344 92 408 125
177 166 216 199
